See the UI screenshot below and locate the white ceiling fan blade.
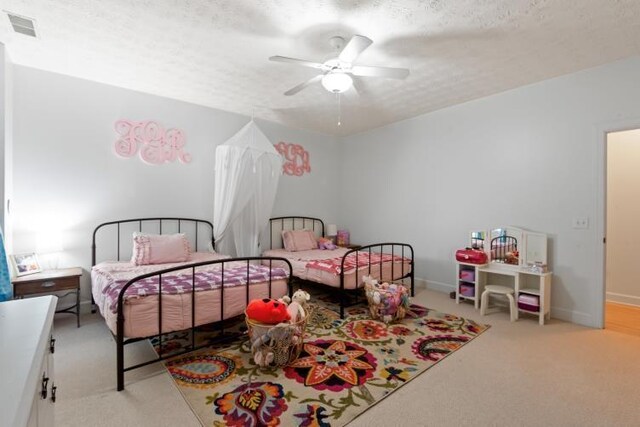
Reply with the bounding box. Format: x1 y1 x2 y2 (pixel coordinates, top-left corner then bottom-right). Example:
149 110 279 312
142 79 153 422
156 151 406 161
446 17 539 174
284 75 323 96
269 56 327 70
351 65 410 79
338 35 373 63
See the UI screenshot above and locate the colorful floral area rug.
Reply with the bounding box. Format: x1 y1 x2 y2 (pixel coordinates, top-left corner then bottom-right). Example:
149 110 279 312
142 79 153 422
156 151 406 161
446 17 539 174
153 295 489 426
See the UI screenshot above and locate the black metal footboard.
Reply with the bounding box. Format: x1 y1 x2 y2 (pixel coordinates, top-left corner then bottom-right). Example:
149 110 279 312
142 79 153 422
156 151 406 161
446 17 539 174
338 243 414 318
115 256 293 391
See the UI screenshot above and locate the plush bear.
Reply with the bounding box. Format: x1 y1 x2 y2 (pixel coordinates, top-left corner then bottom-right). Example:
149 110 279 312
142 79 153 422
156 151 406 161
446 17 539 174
246 298 291 324
281 289 311 322
317 237 337 250
280 289 310 307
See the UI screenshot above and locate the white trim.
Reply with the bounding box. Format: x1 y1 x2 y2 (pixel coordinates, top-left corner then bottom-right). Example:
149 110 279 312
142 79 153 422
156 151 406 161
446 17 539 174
606 292 640 307
424 279 455 293
594 117 640 329
549 305 593 326
414 277 429 289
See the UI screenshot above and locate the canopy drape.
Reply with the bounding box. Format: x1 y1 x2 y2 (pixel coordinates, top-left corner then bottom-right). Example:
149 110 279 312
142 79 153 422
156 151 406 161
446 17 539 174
213 121 282 257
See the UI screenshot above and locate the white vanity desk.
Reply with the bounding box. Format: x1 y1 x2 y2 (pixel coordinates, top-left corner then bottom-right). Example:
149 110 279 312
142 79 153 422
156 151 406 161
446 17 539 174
456 227 552 325
477 264 552 325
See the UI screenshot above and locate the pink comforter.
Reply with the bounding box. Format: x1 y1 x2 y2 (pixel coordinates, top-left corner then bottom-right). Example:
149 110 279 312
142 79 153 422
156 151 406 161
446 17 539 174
306 252 411 275
104 265 289 313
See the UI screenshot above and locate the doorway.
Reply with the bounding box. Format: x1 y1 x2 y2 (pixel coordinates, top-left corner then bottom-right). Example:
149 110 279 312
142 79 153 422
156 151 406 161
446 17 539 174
605 128 640 337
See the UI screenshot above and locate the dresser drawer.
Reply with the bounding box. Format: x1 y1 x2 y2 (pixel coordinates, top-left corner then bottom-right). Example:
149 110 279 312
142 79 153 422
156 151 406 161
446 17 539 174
14 276 79 297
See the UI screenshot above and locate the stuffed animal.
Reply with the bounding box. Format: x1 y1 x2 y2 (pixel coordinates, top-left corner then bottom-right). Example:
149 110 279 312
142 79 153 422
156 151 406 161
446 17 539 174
282 289 310 322
250 322 295 367
287 301 305 322
246 298 291 324
317 237 337 250
363 275 410 323
280 289 310 308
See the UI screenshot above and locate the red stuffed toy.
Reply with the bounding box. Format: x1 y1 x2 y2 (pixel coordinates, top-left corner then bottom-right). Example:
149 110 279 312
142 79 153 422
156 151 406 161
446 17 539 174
246 298 291 324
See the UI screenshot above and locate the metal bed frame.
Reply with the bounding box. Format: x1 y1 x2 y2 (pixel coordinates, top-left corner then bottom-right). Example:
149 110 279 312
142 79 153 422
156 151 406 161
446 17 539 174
269 216 414 318
92 218 293 391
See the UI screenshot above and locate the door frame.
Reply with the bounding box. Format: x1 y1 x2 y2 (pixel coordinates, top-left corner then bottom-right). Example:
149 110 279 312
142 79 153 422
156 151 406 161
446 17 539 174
595 118 640 329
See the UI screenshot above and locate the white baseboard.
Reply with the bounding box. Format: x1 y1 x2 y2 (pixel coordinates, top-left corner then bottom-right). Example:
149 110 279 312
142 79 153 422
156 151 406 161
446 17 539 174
549 306 594 327
80 299 94 314
606 291 640 307
417 278 596 327
424 279 455 293
414 277 428 289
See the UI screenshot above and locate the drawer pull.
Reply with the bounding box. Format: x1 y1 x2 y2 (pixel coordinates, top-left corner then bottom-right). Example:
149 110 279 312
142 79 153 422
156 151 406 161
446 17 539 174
41 281 56 288
51 384 57 403
50 336 56 354
41 374 49 399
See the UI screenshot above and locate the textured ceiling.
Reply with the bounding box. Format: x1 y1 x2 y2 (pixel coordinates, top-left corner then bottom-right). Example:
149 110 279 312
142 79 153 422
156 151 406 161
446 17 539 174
1 0 640 136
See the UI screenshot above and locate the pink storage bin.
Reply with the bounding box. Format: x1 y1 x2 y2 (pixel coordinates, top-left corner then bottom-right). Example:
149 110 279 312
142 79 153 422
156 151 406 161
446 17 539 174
518 302 539 312
459 283 475 297
518 294 540 306
459 269 475 282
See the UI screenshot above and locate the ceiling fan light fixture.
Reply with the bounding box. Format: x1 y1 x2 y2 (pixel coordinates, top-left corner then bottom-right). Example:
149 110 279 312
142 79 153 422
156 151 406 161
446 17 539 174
321 72 352 93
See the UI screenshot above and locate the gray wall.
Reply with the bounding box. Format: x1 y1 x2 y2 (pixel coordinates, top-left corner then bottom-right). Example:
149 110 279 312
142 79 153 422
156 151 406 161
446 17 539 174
11 65 339 304
339 56 640 327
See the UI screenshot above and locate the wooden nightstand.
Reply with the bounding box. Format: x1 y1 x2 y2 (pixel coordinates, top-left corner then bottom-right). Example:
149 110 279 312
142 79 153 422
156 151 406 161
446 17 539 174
12 267 82 327
341 244 362 250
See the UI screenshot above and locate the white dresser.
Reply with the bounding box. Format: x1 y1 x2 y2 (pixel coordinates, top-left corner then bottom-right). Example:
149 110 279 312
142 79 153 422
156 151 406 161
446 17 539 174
0 296 57 427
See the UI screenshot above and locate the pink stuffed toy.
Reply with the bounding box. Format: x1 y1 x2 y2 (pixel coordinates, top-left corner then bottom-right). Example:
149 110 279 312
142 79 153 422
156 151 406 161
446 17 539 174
246 299 291 324
317 237 337 250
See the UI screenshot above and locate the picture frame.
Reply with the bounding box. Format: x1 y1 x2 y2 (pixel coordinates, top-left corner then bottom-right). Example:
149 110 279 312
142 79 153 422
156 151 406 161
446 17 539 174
10 252 42 277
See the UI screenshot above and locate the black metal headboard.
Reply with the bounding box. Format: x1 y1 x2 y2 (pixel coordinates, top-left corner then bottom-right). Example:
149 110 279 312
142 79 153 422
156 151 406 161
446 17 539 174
269 216 325 249
92 217 214 266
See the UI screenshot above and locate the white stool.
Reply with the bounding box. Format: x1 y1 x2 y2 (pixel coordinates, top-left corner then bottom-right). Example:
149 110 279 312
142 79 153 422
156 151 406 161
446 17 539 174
480 285 517 322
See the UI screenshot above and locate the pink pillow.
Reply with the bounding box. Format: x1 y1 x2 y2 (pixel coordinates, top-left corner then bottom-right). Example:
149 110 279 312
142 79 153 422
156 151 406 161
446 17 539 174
131 232 191 265
282 230 317 252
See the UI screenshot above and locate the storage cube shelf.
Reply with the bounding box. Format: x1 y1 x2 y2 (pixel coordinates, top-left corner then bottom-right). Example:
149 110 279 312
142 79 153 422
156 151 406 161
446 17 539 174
455 261 553 325
456 262 486 309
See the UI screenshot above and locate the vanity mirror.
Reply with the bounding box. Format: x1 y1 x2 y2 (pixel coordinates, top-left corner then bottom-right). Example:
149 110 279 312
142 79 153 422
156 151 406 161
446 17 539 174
490 227 523 266
487 227 547 269
469 230 486 250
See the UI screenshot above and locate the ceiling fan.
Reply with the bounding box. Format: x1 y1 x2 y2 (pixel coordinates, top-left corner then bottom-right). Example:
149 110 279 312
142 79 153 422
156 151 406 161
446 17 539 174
269 35 410 96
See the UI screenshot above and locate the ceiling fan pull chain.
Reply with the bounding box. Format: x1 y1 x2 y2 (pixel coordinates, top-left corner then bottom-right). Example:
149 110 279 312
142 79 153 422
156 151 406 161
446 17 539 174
337 92 342 126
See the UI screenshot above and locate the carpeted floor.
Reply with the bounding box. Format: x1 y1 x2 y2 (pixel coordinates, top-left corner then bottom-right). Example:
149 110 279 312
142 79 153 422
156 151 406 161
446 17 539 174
53 287 640 426
155 299 488 426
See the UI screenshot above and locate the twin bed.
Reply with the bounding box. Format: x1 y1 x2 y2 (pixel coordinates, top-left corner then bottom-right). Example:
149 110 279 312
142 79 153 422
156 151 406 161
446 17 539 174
91 216 414 390
264 216 414 317
91 218 292 391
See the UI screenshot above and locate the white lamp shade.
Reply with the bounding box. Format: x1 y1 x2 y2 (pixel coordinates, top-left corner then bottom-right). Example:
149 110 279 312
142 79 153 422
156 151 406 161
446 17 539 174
321 73 353 93
36 231 64 254
326 224 338 237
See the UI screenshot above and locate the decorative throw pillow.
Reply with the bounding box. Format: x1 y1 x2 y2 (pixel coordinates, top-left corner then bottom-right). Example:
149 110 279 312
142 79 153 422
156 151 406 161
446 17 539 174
131 232 191 265
281 230 318 252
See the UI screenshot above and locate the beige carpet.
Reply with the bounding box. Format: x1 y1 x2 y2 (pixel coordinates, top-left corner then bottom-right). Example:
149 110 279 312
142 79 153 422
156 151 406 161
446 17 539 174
54 287 640 426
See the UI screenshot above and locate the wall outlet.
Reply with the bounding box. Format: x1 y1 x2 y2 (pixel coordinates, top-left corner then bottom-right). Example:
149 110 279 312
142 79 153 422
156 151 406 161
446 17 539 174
572 217 589 229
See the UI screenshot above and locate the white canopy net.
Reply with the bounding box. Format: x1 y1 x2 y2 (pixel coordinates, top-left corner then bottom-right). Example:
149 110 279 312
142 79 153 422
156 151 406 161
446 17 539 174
213 121 282 257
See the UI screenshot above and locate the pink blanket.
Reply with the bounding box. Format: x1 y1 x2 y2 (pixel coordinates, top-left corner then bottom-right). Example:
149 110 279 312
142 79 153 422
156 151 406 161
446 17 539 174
306 252 410 275
103 265 289 313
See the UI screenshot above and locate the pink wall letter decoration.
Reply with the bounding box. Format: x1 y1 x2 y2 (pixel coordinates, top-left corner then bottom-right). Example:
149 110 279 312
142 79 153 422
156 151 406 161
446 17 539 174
114 120 192 165
274 142 310 176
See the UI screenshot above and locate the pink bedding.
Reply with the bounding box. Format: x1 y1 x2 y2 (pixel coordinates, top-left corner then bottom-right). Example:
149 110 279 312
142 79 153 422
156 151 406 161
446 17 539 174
262 248 412 290
92 252 289 338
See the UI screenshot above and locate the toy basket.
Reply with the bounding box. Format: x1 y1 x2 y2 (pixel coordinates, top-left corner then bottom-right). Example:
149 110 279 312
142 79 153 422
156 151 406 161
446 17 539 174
364 281 410 323
245 310 309 367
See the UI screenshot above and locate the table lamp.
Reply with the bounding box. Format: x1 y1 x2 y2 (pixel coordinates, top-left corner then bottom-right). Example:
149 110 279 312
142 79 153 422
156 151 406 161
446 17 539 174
326 224 338 243
36 231 64 269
